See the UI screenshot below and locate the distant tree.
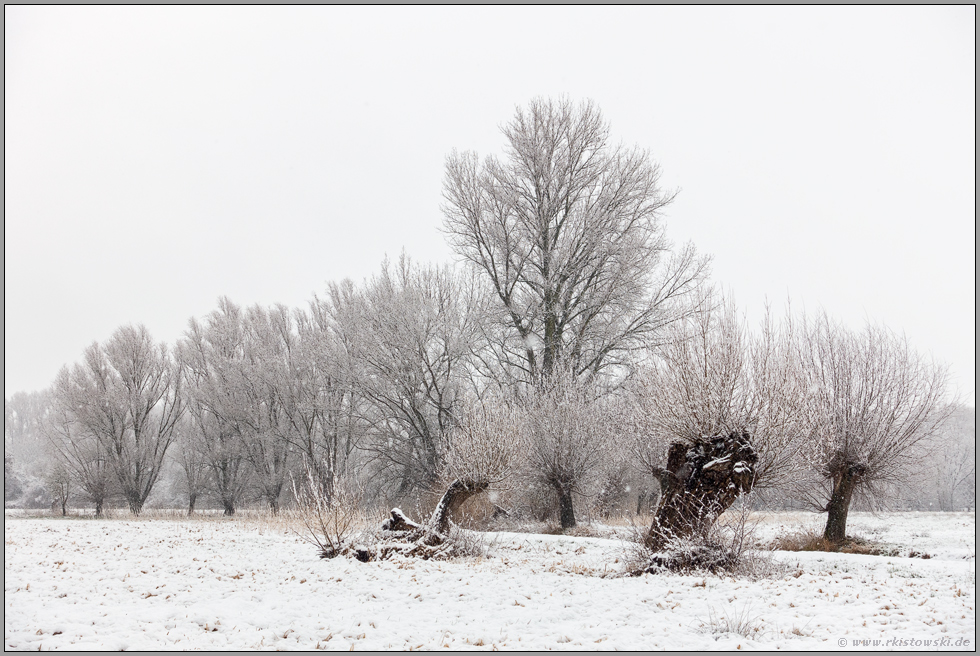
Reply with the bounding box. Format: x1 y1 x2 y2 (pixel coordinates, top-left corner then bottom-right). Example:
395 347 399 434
794 312 953 543
519 374 613 529
45 371 114 516
172 415 209 515
442 97 708 386
920 405 975 511
328 256 483 500
178 299 254 515
47 326 183 515
45 459 72 516
4 391 52 482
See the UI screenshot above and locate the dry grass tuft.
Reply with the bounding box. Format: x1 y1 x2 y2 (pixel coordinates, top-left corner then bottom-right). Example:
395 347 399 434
769 529 916 557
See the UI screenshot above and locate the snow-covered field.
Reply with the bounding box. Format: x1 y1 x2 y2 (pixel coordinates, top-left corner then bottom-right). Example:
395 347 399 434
4 511 975 650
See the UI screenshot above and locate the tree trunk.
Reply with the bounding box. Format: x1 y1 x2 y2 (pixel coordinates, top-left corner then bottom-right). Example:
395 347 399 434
558 487 576 529
823 461 866 543
268 497 280 515
61 500 68 516
222 499 236 516
646 432 758 551
129 498 143 516
187 492 197 516
429 478 489 534
95 500 104 518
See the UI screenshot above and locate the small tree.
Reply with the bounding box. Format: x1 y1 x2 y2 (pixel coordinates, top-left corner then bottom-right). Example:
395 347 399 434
172 416 209 515
519 374 612 529
794 312 952 543
434 395 525 532
624 294 793 548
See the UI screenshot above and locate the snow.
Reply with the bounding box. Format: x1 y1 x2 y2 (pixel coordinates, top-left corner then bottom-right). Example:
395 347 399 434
4 511 975 650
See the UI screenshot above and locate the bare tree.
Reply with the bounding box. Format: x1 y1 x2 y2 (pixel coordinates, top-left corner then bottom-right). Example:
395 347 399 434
442 97 708 385
622 295 804 548
626 294 802 493
45 369 114 516
5 390 52 504
253 299 365 507
923 406 975 510
793 311 953 543
48 326 183 515
234 305 294 514
433 394 525 532
172 415 209 515
328 256 483 501
178 299 253 515
518 374 613 529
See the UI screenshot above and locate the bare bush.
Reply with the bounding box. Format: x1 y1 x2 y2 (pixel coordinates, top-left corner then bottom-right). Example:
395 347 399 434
291 463 364 559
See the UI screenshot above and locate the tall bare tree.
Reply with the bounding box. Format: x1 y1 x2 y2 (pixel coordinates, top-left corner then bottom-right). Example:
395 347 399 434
442 97 708 385
178 299 253 515
794 312 952 542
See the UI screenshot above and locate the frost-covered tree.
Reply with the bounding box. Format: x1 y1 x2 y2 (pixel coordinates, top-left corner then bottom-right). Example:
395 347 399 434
44 382 114 516
794 312 952 542
328 256 483 500
48 325 183 515
625 294 802 494
171 415 209 515
277 300 362 504
178 299 254 515
443 97 708 385
519 374 614 529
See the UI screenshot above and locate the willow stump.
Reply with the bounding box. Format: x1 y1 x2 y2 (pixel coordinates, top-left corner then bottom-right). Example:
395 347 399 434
646 431 758 553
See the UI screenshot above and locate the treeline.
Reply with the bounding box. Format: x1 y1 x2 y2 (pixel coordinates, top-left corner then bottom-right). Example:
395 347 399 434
4 98 974 543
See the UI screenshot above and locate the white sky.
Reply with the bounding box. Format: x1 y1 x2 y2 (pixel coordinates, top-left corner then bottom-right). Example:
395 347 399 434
4 6 975 402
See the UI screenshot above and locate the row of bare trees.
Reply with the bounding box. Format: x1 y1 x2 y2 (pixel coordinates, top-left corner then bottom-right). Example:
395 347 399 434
5 97 962 546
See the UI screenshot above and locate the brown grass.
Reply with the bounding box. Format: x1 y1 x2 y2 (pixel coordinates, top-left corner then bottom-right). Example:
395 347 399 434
770 529 905 556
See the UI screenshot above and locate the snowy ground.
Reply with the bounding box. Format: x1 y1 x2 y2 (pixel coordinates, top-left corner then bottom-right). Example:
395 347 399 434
4 511 975 650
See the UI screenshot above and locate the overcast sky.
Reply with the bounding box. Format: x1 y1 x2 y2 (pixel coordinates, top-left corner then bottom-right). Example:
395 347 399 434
5 6 975 403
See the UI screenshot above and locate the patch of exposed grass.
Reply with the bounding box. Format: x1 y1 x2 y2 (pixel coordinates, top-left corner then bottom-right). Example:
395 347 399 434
769 529 928 558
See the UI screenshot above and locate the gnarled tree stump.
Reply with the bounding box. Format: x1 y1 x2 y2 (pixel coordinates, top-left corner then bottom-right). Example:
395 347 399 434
646 431 758 553
355 478 490 562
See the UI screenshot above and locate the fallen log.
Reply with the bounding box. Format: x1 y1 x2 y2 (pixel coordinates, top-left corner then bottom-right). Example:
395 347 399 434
352 477 490 562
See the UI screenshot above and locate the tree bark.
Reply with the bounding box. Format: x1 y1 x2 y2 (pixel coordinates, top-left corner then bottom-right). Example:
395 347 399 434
823 461 866 543
187 492 197 516
95 500 104 518
646 432 758 551
557 487 576 529
429 478 489 534
222 499 235 516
